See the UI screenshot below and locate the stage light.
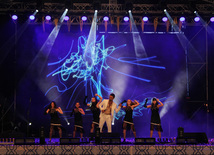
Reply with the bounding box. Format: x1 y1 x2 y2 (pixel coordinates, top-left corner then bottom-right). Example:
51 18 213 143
179 17 185 22
123 16 129 22
64 16 69 21
65 8 68 11
36 9 39 12
103 16 109 22
194 11 197 14
67 122 70 125
128 10 131 13
12 15 18 20
162 17 168 22
45 15 51 21
95 10 98 12
194 17 200 22
82 16 87 21
29 122 32 126
164 9 167 12
29 15 35 20
210 17 214 22
143 16 148 22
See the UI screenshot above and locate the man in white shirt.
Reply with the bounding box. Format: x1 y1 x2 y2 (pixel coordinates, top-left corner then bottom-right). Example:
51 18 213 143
99 93 121 133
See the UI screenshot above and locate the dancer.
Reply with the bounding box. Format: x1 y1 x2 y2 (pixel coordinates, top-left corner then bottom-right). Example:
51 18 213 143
85 94 102 133
46 101 63 142
70 102 85 139
99 93 121 133
121 99 139 142
144 98 163 138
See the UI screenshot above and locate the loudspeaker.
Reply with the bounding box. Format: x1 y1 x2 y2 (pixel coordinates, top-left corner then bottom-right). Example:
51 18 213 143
25 138 35 145
100 133 121 145
60 138 80 145
14 138 25 145
177 127 184 138
184 132 208 144
176 137 197 144
14 138 35 145
40 126 45 144
135 138 156 145
100 138 121 145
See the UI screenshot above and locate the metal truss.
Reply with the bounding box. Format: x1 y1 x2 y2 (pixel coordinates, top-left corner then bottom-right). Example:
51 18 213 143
1 2 214 15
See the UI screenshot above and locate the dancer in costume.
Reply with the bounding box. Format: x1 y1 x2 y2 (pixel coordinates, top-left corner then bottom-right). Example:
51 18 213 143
144 98 163 138
71 102 85 139
121 99 139 142
46 101 63 142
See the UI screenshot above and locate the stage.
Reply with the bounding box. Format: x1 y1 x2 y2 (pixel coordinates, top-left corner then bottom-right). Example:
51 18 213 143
0 144 214 155
0 138 214 155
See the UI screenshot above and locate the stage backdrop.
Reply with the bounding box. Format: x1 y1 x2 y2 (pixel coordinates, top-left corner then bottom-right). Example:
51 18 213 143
0 19 213 138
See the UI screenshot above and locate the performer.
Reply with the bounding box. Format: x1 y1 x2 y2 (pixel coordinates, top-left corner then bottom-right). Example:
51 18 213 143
144 98 163 138
85 94 102 133
70 102 85 139
46 101 63 142
99 93 121 133
121 99 139 142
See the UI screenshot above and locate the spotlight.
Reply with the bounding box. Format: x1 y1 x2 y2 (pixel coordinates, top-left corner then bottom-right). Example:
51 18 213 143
36 9 39 12
12 15 18 20
210 17 214 22
95 10 98 12
128 10 131 13
194 11 197 14
29 15 35 20
81 16 87 21
164 9 167 12
103 16 109 22
142 16 148 22
179 17 185 22
64 16 69 21
67 122 70 125
65 8 68 11
194 17 200 22
123 16 129 22
29 123 32 126
162 17 168 22
45 15 51 21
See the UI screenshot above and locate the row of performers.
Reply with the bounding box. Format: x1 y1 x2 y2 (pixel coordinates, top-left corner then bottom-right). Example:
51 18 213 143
45 93 164 142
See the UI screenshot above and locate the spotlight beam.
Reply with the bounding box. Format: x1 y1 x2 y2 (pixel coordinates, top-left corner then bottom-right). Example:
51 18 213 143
195 12 214 41
84 10 98 96
0 10 38 65
160 10 203 118
129 11 148 58
21 9 68 104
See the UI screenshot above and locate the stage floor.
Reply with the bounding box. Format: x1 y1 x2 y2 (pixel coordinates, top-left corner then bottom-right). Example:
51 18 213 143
0 138 214 155
1 144 214 155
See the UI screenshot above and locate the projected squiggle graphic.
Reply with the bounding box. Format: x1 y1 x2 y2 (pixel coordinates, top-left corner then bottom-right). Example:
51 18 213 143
45 35 166 110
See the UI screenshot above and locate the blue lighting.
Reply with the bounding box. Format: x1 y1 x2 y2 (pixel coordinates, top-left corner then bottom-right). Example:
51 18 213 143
46 35 166 110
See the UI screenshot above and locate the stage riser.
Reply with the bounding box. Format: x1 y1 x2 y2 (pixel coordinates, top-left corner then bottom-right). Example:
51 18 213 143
0 145 214 155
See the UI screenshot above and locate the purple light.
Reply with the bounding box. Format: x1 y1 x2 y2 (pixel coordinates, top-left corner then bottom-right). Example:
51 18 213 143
210 17 214 22
29 15 35 20
64 16 69 21
162 17 168 22
194 17 200 22
103 16 109 22
123 16 129 22
45 15 51 21
179 17 185 22
142 16 148 22
81 16 87 21
12 15 18 20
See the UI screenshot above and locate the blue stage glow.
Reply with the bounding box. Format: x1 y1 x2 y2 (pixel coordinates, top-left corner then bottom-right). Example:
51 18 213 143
45 34 167 116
